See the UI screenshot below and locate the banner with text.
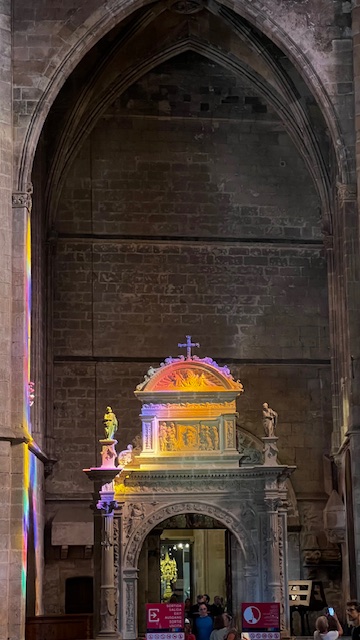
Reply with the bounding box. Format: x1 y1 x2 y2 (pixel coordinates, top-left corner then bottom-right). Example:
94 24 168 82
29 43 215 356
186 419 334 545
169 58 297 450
241 603 280 640
146 603 185 640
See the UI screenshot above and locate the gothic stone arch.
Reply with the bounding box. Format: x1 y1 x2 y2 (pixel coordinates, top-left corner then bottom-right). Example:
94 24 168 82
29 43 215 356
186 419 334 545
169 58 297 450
120 497 259 640
123 500 257 569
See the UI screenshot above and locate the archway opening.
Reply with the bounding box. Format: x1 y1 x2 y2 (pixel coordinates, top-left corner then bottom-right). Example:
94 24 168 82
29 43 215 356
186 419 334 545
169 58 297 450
137 513 241 635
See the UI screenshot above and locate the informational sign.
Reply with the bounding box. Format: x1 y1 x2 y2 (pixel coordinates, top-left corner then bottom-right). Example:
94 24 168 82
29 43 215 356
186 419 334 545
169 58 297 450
146 603 185 640
241 603 280 640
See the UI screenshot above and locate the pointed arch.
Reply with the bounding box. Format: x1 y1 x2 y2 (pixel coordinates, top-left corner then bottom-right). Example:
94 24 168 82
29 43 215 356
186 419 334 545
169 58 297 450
17 0 350 194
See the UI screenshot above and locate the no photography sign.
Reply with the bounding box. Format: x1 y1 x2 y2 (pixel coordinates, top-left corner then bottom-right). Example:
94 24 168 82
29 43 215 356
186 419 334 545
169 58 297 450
241 603 280 640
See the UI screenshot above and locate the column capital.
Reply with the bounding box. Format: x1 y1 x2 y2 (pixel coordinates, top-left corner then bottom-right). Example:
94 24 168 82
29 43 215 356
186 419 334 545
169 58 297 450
336 181 357 205
12 183 33 211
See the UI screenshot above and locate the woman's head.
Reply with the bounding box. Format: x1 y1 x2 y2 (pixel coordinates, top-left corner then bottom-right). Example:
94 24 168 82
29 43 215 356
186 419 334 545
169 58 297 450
316 616 329 634
222 614 232 628
199 604 209 617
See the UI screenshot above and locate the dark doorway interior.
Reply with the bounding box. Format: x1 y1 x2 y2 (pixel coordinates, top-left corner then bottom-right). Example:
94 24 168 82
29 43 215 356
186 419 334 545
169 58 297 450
65 576 94 614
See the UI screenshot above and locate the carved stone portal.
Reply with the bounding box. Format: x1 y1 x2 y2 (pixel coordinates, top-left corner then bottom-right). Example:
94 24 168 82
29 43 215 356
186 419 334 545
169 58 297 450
113 347 295 638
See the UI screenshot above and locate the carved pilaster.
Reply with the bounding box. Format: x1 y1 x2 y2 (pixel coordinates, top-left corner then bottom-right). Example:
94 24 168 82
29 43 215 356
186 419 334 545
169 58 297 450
278 504 290 634
122 568 138 640
264 486 282 605
97 483 120 639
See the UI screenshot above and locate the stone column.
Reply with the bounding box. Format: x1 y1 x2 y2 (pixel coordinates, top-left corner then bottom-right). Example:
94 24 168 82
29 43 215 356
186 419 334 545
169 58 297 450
278 481 291 635
264 490 281 605
9 185 33 640
322 232 342 452
97 481 119 640
84 436 120 640
350 1 360 598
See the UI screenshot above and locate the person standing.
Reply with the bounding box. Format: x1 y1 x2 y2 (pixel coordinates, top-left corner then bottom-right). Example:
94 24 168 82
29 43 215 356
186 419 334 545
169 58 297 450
210 616 226 640
222 613 239 640
314 615 341 640
190 595 206 622
185 618 196 640
327 612 343 637
346 603 360 640
194 604 213 640
210 597 224 618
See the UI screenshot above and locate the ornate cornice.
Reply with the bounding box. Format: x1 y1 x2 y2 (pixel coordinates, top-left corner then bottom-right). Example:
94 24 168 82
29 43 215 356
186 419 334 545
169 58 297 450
116 466 295 496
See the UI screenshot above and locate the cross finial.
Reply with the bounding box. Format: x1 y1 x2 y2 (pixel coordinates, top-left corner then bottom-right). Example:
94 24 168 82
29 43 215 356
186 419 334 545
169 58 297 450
178 335 200 360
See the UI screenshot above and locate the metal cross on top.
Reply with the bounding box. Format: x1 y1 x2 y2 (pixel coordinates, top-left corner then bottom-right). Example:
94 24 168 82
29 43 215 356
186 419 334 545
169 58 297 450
178 335 200 360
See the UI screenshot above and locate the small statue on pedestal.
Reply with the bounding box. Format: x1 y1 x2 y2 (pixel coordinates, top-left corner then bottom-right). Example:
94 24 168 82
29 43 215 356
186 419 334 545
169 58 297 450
262 402 278 437
103 406 118 440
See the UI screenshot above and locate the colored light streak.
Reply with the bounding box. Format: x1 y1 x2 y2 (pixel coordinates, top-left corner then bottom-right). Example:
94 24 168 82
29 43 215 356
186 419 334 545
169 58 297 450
22 210 38 600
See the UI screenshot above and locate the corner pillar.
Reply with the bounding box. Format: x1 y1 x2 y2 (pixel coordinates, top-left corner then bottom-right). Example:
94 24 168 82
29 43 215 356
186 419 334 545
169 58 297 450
122 567 138 640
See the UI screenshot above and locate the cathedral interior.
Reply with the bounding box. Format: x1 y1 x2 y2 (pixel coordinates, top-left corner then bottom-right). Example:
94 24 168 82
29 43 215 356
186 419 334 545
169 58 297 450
2 0 360 639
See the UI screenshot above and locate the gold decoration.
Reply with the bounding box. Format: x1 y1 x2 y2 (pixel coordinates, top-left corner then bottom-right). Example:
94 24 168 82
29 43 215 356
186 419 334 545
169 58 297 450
161 550 178 600
159 422 220 452
157 368 224 391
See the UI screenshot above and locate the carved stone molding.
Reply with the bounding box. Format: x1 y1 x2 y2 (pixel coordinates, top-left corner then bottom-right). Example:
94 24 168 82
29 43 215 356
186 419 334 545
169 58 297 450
12 183 33 211
123 500 257 568
336 182 357 205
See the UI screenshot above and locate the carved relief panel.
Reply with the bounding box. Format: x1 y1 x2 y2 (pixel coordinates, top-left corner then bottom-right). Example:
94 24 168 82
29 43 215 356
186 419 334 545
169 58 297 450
158 420 220 452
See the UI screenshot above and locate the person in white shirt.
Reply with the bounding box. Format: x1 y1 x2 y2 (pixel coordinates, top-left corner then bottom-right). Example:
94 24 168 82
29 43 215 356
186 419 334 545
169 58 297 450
314 614 342 640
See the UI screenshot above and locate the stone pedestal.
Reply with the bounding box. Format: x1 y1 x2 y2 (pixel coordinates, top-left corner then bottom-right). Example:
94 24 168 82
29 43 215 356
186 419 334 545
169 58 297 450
263 436 279 466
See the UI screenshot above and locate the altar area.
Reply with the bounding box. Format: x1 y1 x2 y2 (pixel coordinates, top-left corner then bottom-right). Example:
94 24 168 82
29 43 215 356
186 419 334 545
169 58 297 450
103 339 296 639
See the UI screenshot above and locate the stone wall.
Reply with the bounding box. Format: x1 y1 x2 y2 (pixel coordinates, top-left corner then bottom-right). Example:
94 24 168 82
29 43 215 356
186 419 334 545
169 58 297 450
47 54 331 504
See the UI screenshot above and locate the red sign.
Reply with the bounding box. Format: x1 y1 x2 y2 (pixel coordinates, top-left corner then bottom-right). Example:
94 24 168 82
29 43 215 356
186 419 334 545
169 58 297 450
146 603 185 631
242 603 280 631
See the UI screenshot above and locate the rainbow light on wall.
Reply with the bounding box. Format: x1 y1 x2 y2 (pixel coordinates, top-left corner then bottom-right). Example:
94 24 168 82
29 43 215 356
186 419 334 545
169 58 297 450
22 209 38 598
24 211 31 435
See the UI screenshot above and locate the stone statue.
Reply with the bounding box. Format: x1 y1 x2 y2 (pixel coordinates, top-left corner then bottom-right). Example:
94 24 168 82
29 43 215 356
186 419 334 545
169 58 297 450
262 402 278 437
103 406 118 440
118 444 133 467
